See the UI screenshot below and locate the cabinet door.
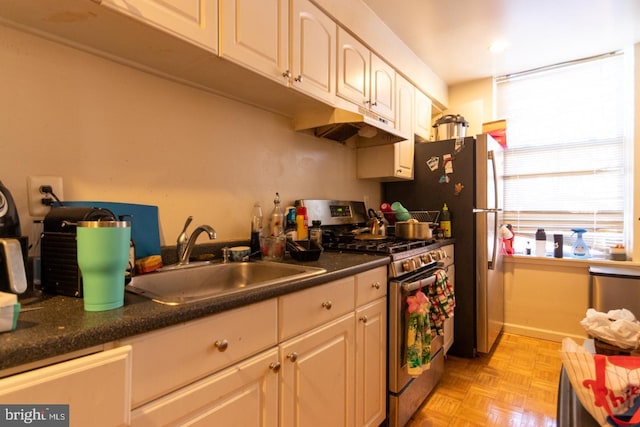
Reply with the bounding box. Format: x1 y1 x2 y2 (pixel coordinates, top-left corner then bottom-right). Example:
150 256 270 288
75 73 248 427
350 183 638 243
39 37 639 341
370 54 395 121
220 0 289 85
101 0 218 53
337 28 370 107
355 299 387 427
131 348 279 427
290 0 336 104
414 88 433 142
280 314 355 427
0 346 132 427
395 75 415 179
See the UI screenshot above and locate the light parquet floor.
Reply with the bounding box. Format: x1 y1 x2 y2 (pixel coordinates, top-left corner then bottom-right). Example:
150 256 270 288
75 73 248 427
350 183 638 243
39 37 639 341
407 333 563 427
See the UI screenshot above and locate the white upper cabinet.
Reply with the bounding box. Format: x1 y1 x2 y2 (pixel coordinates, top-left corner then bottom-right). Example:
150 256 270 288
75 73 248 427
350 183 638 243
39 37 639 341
414 88 433 142
219 0 289 85
101 0 218 53
370 54 395 121
337 28 395 122
290 0 337 104
356 74 414 181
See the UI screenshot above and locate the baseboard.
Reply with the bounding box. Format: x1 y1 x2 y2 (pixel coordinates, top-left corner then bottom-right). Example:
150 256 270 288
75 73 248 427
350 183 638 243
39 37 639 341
503 323 587 343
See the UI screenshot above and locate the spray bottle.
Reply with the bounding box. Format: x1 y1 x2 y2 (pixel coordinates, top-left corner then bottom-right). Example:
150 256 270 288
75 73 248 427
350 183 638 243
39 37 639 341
571 228 590 258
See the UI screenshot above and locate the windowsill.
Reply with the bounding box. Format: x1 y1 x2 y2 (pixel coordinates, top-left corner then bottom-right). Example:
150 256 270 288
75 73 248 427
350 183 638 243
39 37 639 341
504 254 640 268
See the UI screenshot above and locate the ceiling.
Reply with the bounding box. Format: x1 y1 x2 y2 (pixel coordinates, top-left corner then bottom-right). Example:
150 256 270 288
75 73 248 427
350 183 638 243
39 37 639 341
363 0 640 86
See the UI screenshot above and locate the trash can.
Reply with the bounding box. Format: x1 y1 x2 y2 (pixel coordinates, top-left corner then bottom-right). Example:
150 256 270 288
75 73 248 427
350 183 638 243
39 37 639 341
589 265 640 314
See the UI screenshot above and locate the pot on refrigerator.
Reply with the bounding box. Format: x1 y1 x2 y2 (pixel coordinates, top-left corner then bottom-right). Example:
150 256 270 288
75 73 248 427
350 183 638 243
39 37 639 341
432 114 469 140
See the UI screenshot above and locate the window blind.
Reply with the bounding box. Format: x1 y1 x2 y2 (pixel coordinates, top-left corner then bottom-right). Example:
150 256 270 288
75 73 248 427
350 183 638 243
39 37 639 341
496 52 626 255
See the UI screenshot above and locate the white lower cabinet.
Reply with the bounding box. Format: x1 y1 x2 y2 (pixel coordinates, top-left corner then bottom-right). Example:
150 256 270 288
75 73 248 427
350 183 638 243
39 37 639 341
0 346 133 427
280 314 355 427
131 348 279 426
355 299 387 427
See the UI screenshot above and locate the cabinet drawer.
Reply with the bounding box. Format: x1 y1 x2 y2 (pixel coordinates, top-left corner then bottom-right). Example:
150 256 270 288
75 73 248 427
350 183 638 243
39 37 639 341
278 277 355 341
122 299 277 408
355 266 387 307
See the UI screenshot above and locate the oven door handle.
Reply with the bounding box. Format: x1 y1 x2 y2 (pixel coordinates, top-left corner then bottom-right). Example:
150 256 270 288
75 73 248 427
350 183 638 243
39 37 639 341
401 273 437 293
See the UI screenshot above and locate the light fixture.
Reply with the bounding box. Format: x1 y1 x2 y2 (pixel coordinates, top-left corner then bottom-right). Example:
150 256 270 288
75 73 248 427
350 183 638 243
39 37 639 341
489 40 509 54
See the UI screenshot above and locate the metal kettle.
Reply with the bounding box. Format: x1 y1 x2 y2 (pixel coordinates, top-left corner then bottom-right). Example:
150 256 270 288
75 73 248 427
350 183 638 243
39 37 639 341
367 208 386 237
0 180 27 294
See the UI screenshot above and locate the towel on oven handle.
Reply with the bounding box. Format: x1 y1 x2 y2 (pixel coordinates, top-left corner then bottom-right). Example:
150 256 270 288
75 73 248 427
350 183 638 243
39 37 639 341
407 290 431 377
428 269 455 335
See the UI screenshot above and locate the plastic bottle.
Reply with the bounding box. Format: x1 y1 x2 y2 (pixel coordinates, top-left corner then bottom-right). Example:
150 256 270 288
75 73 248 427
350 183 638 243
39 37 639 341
571 228 590 258
250 203 263 256
285 207 298 241
310 220 322 246
525 241 532 255
270 193 284 237
296 206 309 240
440 203 451 238
535 228 546 257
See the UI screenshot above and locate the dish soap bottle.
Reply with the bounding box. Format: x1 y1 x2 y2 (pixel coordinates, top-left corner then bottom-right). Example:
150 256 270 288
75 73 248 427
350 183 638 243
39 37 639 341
440 203 451 238
250 203 263 257
270 193 284 236
571 228 590 258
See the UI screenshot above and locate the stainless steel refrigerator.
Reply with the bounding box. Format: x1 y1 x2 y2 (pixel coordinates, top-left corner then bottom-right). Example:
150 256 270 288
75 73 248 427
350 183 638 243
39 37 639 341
383 133 504 357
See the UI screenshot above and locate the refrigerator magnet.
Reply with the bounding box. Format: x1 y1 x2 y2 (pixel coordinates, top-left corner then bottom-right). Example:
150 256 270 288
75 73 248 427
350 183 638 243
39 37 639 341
454 182 464 196
443 154 453 174
426 156 439 172
439 174 450 184
454 139 465 153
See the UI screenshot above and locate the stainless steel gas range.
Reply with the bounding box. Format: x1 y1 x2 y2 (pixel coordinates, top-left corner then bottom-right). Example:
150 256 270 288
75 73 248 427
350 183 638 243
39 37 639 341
296 199 455 427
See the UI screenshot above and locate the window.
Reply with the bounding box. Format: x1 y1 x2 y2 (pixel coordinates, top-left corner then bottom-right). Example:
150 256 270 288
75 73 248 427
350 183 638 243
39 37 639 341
496 52 628 257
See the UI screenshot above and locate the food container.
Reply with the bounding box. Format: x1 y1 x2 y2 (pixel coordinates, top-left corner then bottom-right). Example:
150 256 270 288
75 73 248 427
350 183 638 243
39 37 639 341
260 235 286 261
395 219 433 240
287 240 322 261
229 246 251 262
433 114 469 140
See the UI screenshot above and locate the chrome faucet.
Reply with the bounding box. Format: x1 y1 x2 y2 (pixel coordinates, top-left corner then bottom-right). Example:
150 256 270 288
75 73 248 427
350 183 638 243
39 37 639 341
178 224 217 265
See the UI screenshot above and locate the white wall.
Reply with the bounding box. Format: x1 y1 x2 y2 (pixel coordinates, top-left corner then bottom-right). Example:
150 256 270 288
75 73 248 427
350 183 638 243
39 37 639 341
0 25 381 246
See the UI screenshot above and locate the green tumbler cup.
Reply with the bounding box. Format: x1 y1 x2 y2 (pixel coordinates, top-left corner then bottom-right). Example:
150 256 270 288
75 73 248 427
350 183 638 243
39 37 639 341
77 220 131 311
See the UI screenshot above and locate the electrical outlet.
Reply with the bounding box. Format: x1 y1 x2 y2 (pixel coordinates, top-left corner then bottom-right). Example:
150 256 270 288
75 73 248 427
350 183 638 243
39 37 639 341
27 176 64 217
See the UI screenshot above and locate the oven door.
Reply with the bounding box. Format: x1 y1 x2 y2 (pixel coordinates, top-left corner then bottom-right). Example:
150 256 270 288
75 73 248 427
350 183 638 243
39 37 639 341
388 266 445 393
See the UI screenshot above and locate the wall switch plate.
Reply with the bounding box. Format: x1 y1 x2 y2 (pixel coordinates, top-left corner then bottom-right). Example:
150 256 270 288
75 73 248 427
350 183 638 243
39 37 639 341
27 176 63 217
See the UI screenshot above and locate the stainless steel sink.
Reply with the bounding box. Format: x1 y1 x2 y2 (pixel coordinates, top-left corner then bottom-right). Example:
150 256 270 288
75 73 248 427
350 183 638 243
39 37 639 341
126 261 326 305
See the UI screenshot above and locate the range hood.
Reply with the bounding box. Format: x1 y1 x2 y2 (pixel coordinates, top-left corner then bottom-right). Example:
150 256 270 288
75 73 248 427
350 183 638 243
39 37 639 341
294 106 407 146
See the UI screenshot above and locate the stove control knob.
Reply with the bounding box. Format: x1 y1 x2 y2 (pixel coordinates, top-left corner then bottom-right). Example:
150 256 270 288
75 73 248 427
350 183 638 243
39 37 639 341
402 261 412 272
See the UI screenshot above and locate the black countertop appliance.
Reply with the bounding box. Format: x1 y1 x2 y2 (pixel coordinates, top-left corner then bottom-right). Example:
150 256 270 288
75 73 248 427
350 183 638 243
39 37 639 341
41 206 116 297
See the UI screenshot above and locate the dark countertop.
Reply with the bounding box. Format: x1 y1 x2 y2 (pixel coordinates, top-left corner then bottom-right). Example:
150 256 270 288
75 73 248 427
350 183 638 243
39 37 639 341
0 252 389 374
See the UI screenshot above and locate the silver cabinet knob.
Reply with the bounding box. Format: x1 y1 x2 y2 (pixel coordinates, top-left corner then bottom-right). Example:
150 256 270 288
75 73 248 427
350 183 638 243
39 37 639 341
282 70 292 79
321 301 332 310
294 75 303 82
269 362 281 372
359 315 368 324
286 352 298 362
214 339 228 352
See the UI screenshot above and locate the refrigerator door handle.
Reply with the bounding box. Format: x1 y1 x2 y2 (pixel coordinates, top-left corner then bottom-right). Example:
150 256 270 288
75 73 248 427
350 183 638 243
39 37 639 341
488 149 499 270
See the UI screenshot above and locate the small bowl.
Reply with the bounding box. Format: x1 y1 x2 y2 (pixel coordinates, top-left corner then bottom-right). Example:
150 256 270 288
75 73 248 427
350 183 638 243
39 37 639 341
229 246 251 262
287 240 322 262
